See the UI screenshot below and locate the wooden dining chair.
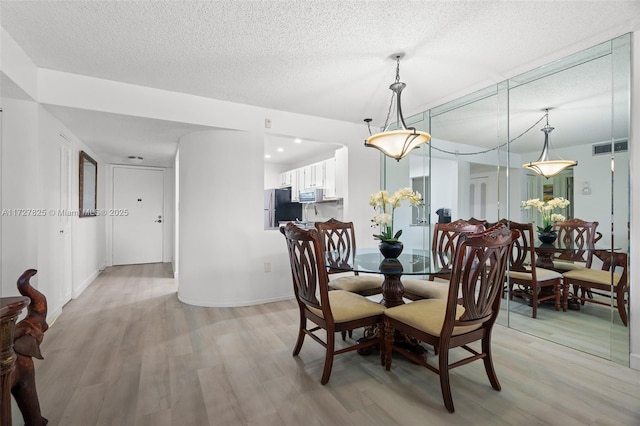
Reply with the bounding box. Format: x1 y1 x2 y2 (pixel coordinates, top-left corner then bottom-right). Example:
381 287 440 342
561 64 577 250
466 217 488 227
562 250 629 326
431 219 486 278
382 223 518 413
403 219 484 301
315 218 383 297
280 223 386 384
551 218 601 272
502 220 564 317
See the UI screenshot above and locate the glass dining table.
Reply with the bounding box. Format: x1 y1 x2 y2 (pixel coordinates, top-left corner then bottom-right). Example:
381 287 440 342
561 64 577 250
325 248 450 308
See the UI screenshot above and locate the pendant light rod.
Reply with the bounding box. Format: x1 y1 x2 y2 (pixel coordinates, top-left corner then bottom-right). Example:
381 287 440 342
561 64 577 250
535 109 555 162
523 108 577 178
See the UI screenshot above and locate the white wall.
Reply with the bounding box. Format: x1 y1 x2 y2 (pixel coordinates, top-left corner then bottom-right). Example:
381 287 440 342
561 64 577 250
173 149 180 277
1 98 39 296
629 29 639 369
0 98 105 322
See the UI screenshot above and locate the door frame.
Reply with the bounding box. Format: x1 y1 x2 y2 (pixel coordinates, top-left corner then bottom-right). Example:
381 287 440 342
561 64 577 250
58 135 73 303
105 164 172 267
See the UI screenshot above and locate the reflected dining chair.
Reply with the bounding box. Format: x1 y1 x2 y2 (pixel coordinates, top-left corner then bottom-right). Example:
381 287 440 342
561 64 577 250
551 218 601 272
403 219 484 301
382 224 518 412
503 220 564 318
315 218 384 297
280 223 386 384
562 250 629 326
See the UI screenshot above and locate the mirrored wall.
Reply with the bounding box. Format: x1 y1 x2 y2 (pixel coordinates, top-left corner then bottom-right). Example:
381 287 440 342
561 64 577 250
382 34 630 365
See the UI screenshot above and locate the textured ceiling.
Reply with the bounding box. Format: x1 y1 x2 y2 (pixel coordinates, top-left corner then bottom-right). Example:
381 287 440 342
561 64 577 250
1 1 639 166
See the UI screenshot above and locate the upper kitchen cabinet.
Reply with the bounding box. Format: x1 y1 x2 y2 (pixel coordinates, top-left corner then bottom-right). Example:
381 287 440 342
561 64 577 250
291 169 300 201
302 162 325 189
278 170 293 187
324 157 336 198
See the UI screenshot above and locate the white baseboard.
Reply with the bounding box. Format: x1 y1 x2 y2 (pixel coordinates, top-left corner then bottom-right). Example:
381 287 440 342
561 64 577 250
46 305 63 326
630 353 640 370
73 269 101 299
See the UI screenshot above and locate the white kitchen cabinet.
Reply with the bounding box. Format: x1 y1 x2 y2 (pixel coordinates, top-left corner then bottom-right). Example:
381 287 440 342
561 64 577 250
278 170 292 187
312 162 325 188
302 165 312 189
291 168 300 201
324 158 336 198
302 162 324 188
280 150 345 200
334 146 347 198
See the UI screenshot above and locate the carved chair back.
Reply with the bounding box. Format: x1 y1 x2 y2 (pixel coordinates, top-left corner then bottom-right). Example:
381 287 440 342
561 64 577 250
553 218 600 267
315 218 359 276
448 224 518 329
281 223 332 319
431 219 485 272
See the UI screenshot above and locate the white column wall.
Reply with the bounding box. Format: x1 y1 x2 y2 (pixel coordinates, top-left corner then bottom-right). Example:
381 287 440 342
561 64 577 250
178 129 274 306
178 125 379 307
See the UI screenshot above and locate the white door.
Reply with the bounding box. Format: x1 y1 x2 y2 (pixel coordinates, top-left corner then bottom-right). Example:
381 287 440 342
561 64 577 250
469 176 488 219
58 138 73 302
112 167 164 265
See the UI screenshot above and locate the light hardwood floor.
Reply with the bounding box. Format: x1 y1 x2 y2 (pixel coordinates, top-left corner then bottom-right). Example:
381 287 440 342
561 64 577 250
28 263 640 425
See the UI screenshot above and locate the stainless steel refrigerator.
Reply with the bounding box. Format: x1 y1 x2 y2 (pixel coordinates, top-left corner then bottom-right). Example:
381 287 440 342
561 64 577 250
264 188 302 229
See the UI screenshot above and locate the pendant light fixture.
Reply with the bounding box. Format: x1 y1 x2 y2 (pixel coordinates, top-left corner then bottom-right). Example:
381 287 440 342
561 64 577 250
522 108 577 178
364 54 431 161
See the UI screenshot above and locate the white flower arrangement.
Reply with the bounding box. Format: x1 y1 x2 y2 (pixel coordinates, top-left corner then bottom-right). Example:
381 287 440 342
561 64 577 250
370 187 423 242
521 197 570 233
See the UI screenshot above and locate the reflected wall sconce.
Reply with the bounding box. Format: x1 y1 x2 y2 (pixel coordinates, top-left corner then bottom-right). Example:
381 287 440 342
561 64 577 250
364 54 431 161
522 108 577 178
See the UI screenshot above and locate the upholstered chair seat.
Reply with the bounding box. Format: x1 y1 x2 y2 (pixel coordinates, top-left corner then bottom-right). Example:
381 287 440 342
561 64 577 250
385 299 481 336
401 278 450 300
307 289 386 322
327 275 384 294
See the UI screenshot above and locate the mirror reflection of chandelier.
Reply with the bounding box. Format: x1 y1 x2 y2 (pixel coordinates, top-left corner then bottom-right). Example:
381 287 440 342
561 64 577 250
364 54 431 161
523 108 577 178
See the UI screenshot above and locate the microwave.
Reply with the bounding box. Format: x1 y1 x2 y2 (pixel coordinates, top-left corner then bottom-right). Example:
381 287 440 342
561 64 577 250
299 188 324 203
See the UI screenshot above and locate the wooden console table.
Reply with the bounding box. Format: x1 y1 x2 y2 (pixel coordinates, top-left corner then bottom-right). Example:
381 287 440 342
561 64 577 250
1 296 31 426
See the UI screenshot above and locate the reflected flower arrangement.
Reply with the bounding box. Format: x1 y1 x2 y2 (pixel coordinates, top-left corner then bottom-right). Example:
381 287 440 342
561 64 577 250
521 197 570 233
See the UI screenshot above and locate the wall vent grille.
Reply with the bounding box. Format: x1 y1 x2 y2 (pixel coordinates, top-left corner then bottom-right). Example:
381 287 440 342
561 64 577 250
592 140 628 155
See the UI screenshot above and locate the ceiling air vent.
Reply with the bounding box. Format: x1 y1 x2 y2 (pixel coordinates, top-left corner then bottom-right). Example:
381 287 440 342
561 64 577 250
592 140 628 155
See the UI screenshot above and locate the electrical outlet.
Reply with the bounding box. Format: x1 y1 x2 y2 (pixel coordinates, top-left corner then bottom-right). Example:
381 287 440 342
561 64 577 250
264 262 271 272
265 118 272 128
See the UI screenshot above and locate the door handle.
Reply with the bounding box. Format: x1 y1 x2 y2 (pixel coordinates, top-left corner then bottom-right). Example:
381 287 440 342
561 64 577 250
155 219 162 223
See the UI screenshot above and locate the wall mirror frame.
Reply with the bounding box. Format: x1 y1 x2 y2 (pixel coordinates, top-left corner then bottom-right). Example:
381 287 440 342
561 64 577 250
381 33 631 365
79 150 97 217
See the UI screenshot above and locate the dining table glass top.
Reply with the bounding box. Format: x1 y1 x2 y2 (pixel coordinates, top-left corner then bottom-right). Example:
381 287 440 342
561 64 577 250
325 248 449 276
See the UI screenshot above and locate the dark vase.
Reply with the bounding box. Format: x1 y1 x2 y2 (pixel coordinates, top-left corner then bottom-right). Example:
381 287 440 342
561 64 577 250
538 231 557 244
379 241 403 258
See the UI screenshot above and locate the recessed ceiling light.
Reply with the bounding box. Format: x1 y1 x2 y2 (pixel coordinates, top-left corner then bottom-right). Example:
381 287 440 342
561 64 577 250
294 138 302 144
265 154 271 159
277 147 284 152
